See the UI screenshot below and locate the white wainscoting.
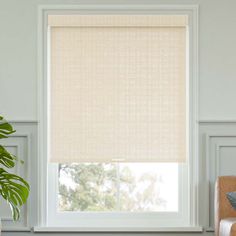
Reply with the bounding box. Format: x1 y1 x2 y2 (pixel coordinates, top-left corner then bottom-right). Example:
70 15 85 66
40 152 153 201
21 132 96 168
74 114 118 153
0 122 37 231
199 121 236 231
1 120 236 233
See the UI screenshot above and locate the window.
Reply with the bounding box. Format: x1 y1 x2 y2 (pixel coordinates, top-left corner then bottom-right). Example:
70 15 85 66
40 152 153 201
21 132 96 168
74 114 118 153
38 5 199 231
58 163 179 212
48 162 188 228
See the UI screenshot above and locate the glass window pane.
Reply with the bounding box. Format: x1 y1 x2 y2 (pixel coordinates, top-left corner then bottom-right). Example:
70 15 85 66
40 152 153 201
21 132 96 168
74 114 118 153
119 163 178 212
58 163 178 212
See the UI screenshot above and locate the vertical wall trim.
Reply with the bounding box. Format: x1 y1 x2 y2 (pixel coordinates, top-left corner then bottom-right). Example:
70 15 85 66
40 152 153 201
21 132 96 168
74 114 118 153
205 133 236 230
1 132 32 230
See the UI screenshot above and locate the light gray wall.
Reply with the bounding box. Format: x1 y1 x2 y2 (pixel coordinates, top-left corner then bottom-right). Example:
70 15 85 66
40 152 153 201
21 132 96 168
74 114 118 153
1 0 236 121
1 0 236 235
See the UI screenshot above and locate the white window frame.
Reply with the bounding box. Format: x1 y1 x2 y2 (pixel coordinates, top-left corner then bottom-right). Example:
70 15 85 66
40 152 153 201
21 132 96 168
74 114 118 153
37 4 199 232
47 163 188 227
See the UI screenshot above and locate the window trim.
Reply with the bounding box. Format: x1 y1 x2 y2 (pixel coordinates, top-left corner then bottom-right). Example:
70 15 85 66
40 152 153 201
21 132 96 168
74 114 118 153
37 4 199 230
33 226 203 233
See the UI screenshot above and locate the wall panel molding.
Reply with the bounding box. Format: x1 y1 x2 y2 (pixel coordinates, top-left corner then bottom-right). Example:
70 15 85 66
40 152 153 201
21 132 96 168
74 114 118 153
0 133 31 228
199 119 236 124
6 119 236 124
204 132 236 230
0 122 38 231
8 120 38 124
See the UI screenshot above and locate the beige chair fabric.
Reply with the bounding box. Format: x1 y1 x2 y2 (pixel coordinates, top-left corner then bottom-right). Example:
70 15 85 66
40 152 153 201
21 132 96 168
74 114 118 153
215 176 236 236
231 222 236 236
219 218 236 236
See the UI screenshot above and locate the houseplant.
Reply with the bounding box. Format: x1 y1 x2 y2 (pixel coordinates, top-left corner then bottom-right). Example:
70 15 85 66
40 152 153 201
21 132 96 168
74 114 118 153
0 115 30 222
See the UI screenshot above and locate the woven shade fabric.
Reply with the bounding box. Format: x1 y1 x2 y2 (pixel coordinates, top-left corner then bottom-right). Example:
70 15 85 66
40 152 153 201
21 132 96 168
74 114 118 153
48 15 187 163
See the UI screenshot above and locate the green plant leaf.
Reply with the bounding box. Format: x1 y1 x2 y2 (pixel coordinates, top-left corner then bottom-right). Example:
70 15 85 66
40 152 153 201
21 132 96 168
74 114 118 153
0 116 15 139
0 145 16 168
8 199 20 221
0 168 30 220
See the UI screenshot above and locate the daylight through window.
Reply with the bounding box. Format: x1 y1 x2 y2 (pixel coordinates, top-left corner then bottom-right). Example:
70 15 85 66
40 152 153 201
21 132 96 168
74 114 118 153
58 163 178 212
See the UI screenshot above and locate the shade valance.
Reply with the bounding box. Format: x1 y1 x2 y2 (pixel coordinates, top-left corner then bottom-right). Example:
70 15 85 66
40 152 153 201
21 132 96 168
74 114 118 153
48 15 188 27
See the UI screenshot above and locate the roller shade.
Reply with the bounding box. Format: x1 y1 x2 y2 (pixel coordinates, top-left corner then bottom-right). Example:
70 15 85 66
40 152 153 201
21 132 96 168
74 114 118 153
48 15 187 163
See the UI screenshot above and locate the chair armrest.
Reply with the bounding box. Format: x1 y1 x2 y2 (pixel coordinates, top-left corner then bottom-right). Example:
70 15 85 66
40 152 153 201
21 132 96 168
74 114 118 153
215 176 236 236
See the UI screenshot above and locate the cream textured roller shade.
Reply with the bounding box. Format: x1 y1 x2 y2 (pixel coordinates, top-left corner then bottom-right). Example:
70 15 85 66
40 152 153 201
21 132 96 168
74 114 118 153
48 15 187 163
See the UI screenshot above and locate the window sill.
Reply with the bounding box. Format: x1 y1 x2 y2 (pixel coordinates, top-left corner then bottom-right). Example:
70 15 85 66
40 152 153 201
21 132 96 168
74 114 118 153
33 226 203 233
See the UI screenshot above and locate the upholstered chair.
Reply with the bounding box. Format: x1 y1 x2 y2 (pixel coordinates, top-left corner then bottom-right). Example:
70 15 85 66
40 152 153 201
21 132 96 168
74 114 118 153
215 176 236 236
